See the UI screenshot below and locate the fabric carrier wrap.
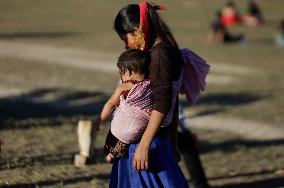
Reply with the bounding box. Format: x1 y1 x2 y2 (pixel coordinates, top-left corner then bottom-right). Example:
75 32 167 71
180 48 210 105
161 68 184 127
162 48 210 127
112 49 210 140
111 80 154 144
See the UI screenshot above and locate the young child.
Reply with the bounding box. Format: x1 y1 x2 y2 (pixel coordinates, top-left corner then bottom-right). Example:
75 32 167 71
94 49 153 162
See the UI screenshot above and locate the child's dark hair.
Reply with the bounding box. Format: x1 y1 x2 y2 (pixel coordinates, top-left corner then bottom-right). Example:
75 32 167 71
117 49 149 75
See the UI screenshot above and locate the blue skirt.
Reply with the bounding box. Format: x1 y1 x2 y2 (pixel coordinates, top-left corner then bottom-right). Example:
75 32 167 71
109 137 189 188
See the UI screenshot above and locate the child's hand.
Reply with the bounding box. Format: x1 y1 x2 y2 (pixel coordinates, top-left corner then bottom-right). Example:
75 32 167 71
109 82 134 108
118 82 133 93
94 118 102 131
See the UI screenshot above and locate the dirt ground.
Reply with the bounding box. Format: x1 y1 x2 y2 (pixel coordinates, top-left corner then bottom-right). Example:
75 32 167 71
1 0 284 187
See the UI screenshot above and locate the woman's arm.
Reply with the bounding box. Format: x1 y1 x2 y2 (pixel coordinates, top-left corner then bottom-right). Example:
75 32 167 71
133 44 180 171
133 101 180 171
133 110 165 171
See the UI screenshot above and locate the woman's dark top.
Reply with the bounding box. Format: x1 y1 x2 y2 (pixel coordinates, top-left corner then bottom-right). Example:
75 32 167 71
148 42 182 115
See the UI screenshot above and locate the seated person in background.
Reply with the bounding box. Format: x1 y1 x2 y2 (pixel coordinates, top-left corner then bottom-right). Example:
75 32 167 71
220 0 241 27
242 0 265 27
274 19 284 48
207 10 245 44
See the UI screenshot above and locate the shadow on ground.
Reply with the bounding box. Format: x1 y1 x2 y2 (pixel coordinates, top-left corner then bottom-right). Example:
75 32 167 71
179 92 263 117
199 138 284 153
178 129 284 156
195 92 262 106
0 88 109 130
0 148 105 171
0 90 263 129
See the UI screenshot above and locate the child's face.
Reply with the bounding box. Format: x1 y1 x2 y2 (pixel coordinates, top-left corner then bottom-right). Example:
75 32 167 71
120 69 131 82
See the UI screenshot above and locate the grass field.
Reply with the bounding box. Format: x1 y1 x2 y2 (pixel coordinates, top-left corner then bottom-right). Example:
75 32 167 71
0 0 284 187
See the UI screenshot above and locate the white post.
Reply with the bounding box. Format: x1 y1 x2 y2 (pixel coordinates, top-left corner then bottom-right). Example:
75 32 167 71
74 120 94 168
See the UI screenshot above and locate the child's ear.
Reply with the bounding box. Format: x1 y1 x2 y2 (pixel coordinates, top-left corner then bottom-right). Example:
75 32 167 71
125 69 132 76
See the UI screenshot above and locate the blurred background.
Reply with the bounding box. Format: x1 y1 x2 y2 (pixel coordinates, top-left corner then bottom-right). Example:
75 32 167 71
0 0 283 187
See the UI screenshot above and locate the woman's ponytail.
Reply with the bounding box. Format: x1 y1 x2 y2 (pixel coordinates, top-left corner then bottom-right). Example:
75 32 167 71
147 3 179 51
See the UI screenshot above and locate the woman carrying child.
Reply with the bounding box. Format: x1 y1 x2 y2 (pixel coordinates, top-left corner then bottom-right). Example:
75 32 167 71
109 1 190 187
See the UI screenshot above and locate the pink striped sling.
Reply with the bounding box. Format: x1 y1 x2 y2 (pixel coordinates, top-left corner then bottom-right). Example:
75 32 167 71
111 80 154 144
111 48 210 144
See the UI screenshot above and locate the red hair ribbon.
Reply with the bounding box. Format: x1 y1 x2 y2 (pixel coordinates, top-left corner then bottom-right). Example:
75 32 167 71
154 5 167 11
138 1 167 51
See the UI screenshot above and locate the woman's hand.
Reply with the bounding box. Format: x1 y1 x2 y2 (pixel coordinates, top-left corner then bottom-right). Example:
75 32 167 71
133 141 150 171
132 110 165 171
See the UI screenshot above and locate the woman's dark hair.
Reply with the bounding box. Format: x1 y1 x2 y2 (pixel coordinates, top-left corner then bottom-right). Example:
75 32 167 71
114 3 179 51
117 49 149 75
